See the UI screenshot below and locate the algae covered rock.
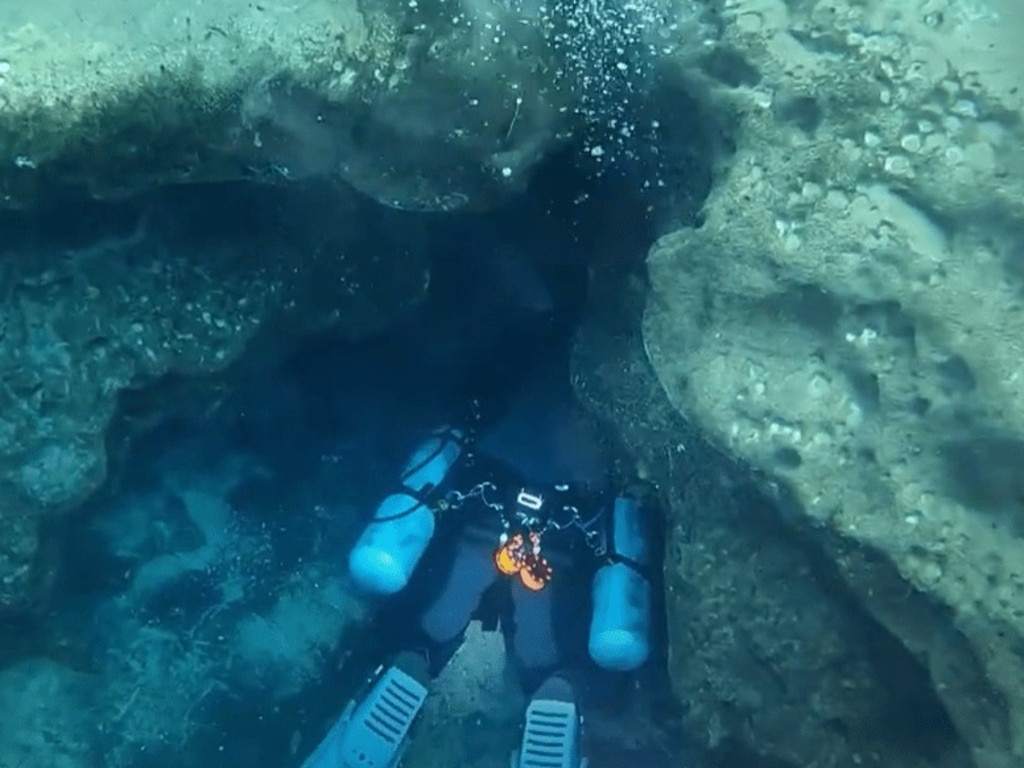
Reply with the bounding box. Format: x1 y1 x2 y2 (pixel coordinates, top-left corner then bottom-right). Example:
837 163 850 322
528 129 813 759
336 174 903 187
0 185 428 614
0 0 573 211
638 1 1024 766
573 298 968 768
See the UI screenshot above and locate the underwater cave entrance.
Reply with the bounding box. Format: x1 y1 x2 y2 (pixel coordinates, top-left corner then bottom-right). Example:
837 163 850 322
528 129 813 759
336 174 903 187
30 68 721 768
262 145 698 751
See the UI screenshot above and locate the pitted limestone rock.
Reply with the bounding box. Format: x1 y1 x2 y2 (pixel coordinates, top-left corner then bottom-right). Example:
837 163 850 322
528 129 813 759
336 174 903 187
0 186 428 615
643 1 1024 766
572 312 970 768
0 0 574 212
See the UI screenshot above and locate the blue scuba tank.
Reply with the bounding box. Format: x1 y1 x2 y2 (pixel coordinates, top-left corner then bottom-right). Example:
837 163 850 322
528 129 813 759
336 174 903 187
587 493 652 671
348 431 463 595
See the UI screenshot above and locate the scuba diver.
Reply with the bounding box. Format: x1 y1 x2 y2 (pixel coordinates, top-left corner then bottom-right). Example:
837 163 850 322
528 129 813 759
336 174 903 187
299 227 658 768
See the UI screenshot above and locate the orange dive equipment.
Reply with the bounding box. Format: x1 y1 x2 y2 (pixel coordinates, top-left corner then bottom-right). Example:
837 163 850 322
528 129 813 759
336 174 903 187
493 530 553 591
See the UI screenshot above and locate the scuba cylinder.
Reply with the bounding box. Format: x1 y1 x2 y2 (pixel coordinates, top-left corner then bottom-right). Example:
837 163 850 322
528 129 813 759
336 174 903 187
348 430 463 595
587 492 652 672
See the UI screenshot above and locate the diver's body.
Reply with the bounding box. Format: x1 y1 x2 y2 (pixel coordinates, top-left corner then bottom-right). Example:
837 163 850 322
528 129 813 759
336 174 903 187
392 354 617 692
300 246 655 768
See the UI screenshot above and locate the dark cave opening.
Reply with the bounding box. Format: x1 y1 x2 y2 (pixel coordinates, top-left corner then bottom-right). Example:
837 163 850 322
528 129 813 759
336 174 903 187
21 85 716 768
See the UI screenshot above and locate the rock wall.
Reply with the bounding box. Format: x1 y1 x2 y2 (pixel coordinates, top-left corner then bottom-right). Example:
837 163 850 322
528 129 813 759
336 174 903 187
574 281 970 768
0 0 572 211
0 185 428 614
635 0 1024 766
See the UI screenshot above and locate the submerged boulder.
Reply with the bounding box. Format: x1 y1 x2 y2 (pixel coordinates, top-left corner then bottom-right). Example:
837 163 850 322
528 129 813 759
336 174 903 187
0 0 574 212
574 301 968 768
630 1 1024 766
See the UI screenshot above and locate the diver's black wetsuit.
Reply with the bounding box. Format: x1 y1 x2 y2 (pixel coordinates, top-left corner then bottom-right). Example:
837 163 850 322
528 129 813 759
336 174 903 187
364 236 615 694
300 239 657 768
373 352 613 695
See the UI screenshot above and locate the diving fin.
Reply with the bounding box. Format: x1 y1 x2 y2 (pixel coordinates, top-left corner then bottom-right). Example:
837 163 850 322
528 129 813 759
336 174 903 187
511 676 588 768
301 651 430 768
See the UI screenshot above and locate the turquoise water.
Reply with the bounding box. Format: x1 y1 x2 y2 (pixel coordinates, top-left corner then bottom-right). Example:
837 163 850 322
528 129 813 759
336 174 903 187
1 1 1021 768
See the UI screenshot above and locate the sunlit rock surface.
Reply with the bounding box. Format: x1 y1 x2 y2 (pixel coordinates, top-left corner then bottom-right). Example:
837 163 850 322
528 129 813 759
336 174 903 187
0 0 574 211
575 295 968 768
636 1 1024 766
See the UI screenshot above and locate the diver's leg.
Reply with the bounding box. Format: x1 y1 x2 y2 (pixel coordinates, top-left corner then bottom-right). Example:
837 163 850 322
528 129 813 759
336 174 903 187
508 577 561 695
508 570 592 768
418 532 500 672
512 673 587 768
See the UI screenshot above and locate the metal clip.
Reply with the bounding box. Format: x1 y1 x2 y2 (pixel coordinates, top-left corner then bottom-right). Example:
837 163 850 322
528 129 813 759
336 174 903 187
516 489 544 511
